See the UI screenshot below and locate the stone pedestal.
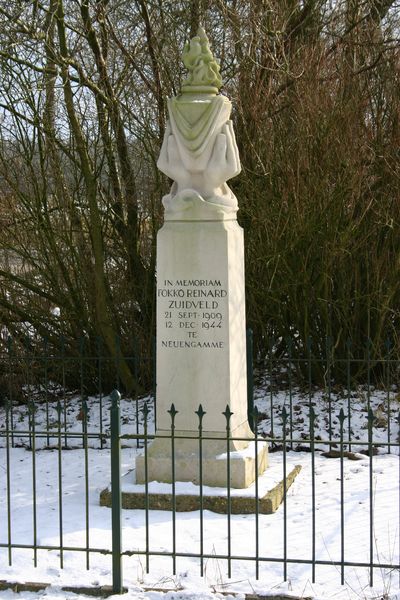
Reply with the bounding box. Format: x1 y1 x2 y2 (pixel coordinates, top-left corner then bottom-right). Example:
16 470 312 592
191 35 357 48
136 200 268 488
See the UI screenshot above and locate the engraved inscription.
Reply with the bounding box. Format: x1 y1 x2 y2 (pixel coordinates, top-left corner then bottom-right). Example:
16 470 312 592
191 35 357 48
158 279 227 349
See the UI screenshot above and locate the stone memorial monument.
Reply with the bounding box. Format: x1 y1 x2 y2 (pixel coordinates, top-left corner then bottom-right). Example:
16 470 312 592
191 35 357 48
136 27 268 488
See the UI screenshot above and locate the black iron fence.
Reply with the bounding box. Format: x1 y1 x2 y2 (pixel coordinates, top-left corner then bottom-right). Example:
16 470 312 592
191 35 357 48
0 336 399 595
106 393 399 593
0 335 154 450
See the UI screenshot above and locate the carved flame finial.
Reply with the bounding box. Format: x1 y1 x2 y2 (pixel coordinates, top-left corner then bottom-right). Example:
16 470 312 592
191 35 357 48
181 26 222 94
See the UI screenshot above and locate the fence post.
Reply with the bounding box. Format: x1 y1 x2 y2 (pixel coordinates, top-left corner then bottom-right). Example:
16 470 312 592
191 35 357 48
110 389 123 594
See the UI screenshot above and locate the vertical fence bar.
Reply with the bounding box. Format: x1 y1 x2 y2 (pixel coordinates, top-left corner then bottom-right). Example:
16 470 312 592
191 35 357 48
79 337 85 448
307 337 313 413
142 403 150 573
366 338 371 412
310 405 316 583
269 338 274 438
326 336 332 440
398 411 400 590
134 339 140 448
83 399 90 569
110 390 123 594
253 406 260 580
196 405 206 577
44 337 50 446
97 337 104 449
168 404 177 576
282 406 288 581
346 338 352 452
7 337 15 448
29 400 38 567
247 328 254 432
339 408 346 585
56 400 64 568
368 407 374 587
6 398 12 565
152 336 157 432
26 339 32 451
115 336 121 391
224 405 233 579
61 336 68 448
287 337 293 449
385 338 391 452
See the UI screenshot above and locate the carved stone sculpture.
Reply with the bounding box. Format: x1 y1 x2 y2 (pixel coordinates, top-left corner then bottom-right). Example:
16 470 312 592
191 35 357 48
135 26 268 489
157 27 241 220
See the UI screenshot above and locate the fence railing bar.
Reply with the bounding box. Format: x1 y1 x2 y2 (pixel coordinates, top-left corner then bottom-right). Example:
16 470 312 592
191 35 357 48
0 354 152 363
1 427 398 452
116 432 398 446
1 539 398 571
2 430 398 449
0 431 109 440
261 355 400 365
0 542 112 554
2 349 398 364
1 540 397 571
117 548 400 569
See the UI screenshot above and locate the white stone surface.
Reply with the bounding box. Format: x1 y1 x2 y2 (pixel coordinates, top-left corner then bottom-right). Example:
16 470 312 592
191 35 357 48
157 95 240 216
136 28 268 489
135 201 269 488
155 211 248 435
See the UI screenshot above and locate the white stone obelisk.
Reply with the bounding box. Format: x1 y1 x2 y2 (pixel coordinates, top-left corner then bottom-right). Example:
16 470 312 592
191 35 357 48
136 27 267 488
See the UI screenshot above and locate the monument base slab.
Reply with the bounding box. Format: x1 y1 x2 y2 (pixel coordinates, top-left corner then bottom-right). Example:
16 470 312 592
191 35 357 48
100 464 301 514
135 437 268 488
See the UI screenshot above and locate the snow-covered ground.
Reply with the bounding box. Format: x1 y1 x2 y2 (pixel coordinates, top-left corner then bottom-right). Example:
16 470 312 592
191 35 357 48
0 384 399 600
